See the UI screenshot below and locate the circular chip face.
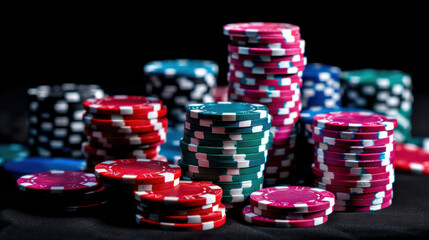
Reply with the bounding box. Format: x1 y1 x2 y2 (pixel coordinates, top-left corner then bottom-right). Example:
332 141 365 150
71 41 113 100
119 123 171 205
17 170 99 194
134 180 222 207
83 96 163 115
94 159 181 184
187 102 268 121
242 205 328 228
395 143 429 175
250 186 335 213
223 22 300 36
313 112 397 132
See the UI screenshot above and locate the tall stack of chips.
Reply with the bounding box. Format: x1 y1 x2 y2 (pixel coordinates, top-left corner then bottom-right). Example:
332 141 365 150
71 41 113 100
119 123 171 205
311 112 396 211
179 102 271 208
302 63 341 110
27 84 105 158
81 96 167 171
243 186 334 228
223 22 306 186
143 59 218 128
341 69 413 143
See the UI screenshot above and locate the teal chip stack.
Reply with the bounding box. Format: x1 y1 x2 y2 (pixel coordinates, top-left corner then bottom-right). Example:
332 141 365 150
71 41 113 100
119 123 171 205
341 69 413 143
179 102 271 208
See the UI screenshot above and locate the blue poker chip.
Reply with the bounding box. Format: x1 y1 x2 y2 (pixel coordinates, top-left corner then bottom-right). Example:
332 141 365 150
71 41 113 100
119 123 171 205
3 157 86 180
302 63 341 79
143 59 219 78
159 128 182 164
300 107 374 124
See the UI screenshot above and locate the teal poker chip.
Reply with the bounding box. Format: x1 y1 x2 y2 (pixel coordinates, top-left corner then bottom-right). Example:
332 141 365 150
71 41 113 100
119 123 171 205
221 192 252 203
185 121 271 134
182 149 268 161
182 170 263 182
0 144 29 165
143 59 218 78
222 183 263 196
179 160 265 175
184 128 270 141
187 102 268 121
179 140 269 154
185 115 271 128
200 176 264 189
181 132 272 148
180 157 266 169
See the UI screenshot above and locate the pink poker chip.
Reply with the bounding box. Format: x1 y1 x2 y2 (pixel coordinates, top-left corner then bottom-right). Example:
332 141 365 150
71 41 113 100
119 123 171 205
228 44 304 57
83 95 163 115
395 143 429 175
223 22 300 37
312 134 394 147
250 186 335 213
313 112 397 132
229 34 301 44
242 205 328 228
333 200 392 212
229 63 306 75
17 171 99 194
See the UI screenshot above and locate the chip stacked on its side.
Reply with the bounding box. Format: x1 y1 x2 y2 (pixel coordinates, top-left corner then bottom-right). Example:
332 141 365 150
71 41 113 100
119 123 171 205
341 69 413 143
223 22 306 186
394 143 429 175
302 63 341 110
311 112 397 211
135 180 225 231
81 95 167 171
143 59 218 128
179 102 271 208
243 186 334 227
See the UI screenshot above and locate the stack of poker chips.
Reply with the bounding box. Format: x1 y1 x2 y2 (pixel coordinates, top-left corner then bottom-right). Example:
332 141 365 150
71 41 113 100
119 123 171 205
311 112 397 212
143 59 218 127
394 143 429 175
294 107 372 185
27 84 105 158
301 63 341 110
135 180 225 231
341 69 413 143
81 96 167 171
179 102 271 208
16 170 108 213
243 186 334 228
223 22 306 186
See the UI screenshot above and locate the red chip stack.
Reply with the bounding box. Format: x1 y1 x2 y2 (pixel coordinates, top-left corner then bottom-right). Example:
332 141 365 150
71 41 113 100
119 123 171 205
81 95 168 171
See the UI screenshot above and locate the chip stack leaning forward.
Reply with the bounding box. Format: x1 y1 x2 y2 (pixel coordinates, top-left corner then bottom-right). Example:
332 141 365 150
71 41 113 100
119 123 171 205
27 84 105 158
179 102 271 209
301 63 341 110
341 69 413 143
143 59 218 128
82 96 168 171
223 22 306 186
311 112 397 211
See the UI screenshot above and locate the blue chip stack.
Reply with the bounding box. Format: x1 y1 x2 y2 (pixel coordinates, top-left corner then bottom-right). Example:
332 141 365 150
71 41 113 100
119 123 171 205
301 63 342 110
143 59 219 128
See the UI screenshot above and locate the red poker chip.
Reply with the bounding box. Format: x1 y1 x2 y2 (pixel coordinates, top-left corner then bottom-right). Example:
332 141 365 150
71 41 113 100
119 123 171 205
251 205 333 220
229 35 301 44
83 142 160 158
315 181 393 194
85 128 166 139
86 118 168 134
314 147 394 160
87 133 166 146
94 159 181 185
135 213 226 231
134 180 222 207
83 95 163 115
312 166 394 181
230 64 306 75
223 22 301 36
395 143 429 175
83 113 167 127
103 178 180 191
17 171 99 194
315 141 396 154
333 200 392 212
313 112 397 132
315 175 394 188
314 162 394 175
250 186 335 213
87 108 168 120
242 205 328 228
230 93 300 104
138 202 220 216
312 134 394 147
314 154 395 168
87 138 165 151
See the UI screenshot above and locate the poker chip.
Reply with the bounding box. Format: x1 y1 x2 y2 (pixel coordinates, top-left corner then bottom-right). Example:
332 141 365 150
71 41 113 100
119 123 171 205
333 189 393 201
0 144 29 166
394 143 429 175
180 140 269 155
250 205 333 220
333 200 392 212
27 84 105 158
181 133 272 148
83 95 163 115
315 154 395 168
135 213 226 231
184 128 271 141
313 126 394 140
341 69 413 143
312 165 394 181
143 59 218 127
313 112 397 132
224 22 306 187
137 202 220 216
335 194 393 206
187 102 268 121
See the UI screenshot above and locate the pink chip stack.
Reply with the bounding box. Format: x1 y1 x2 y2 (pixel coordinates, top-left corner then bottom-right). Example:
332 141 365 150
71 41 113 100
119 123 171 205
223 22 306 186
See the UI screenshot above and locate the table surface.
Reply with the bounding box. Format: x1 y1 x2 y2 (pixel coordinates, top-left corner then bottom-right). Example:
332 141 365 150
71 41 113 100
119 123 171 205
1 170 428 240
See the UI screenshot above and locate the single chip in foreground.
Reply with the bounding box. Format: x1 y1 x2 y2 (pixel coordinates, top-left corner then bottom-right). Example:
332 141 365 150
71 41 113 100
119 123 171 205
250 186 335 213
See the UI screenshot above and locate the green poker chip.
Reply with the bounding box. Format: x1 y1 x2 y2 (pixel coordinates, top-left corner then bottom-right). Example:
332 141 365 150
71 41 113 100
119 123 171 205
186 102 268 121
341 69 412 88
222 183 263 196
204 176 264 189
180 157 266 168
185 115 271 128
182 170 263 182
184 128 270 141
221 192 252 203
185 120 271 134
181 149 268 161
178 160 265 175
181 132 273 148
179 140 269 154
